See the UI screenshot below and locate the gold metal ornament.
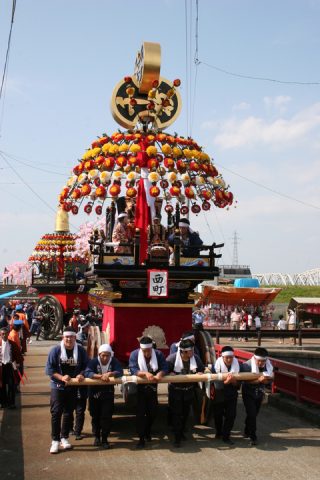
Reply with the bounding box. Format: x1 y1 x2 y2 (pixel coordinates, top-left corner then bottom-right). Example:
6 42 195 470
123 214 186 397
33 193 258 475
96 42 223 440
110 41 181 130
55 207 70 233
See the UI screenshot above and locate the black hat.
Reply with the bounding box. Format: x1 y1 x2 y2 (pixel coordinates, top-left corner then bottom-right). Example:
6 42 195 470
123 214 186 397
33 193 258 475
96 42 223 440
179 218 190 226
254 347 268 358
139 336 153 348
179 339 194 351
181 331 195 341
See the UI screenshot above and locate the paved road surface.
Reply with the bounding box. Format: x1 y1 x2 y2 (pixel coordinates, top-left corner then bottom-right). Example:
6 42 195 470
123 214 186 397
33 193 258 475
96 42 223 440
0 341 319 480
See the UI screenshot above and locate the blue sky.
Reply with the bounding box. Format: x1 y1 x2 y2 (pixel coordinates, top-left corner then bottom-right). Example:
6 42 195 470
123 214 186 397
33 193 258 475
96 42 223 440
0 0 320 275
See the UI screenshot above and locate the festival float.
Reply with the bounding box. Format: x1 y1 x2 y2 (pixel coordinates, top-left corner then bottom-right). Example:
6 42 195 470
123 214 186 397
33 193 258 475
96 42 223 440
29 209 94 338
56 42 234 362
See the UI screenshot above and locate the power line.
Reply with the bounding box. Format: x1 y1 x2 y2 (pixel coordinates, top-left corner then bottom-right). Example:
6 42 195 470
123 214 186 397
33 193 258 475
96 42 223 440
0 152 57 214
0 150 66 176
199 60 320 86
216 162 320 211
0 0 16 102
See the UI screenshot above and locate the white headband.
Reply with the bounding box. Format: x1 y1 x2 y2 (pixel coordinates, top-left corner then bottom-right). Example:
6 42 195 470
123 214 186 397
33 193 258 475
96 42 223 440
99 344 113 355
182 335 195 341
222 351 234 357
140 343 153 349
254 355 267 361
179 222 189 228
180 347 193 352
63 331 76 337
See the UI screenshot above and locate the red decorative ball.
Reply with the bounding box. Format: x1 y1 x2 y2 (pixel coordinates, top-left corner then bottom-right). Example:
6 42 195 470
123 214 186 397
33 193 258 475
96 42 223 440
84 204 92 214
104 157 115 170
180 205 189 215
170 186 181 197
95 185 106 198
95 205 102 215
71 205 79 215
109 183 121 197
73 163 84 176
147 158 159 169
164 158 175 169
126 187 137 198
160 179 169 189
116 156 127 168
184 187 195 199
191 204 201 214
202 201 211 211
150 186 160 197
94 178 101 187
165 204 174 213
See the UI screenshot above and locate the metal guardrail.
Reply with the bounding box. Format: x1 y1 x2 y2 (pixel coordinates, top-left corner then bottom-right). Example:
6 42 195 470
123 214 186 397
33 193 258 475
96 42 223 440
215 344 320 406
205 328 320 347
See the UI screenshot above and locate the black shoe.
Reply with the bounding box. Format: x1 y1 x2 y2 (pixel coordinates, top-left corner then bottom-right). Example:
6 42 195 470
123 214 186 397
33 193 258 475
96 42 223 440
223 438 234 446
136 438 145 449
243 432 250 439
75 435 84 440
101 441 111 449
93 437 101 446
249 439 258 446
145 435 152 442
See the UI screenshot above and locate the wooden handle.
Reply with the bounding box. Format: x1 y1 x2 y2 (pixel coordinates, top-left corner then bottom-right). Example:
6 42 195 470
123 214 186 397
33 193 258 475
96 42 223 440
67 372 261 386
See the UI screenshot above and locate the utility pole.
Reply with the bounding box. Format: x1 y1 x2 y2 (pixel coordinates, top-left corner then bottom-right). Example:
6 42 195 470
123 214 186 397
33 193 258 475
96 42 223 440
232 231 239 266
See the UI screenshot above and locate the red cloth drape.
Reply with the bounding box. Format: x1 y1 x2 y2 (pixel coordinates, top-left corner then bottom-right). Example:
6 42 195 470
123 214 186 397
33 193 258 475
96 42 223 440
134 177 150 264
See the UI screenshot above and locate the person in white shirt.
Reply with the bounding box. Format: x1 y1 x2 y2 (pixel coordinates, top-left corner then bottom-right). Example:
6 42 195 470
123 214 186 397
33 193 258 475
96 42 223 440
277 315 287 344
287 310 296 330
254 314 261 332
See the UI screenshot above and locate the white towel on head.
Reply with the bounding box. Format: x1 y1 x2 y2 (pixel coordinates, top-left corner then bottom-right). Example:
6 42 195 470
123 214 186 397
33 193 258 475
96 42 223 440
174 349 197 373
215 356 240 374
138 348 158 373
60 340 78 364
251 357 273 377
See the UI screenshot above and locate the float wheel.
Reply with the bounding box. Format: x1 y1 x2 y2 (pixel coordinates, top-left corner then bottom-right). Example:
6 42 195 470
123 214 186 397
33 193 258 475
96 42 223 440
38 295 64 340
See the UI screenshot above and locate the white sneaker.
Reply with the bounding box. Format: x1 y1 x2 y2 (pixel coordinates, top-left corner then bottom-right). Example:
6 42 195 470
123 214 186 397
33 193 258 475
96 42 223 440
50 440 59 454
60 437 72 449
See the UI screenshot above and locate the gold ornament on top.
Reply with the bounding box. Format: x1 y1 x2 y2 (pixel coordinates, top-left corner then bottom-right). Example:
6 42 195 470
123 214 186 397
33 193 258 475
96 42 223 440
111 41 182 130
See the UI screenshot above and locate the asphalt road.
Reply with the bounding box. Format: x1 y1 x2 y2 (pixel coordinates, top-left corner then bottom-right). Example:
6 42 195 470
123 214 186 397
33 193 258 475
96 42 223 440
0 340 319 480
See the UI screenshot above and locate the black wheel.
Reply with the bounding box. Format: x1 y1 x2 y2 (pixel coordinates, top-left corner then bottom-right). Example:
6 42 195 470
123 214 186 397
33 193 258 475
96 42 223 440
38 295 64 340
192 330 217 425
195 330 216 366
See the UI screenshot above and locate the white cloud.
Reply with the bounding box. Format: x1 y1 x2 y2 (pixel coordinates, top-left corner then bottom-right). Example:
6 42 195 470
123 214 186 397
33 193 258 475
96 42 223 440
232 101 251 111
263 95 292 113
211 102 320 149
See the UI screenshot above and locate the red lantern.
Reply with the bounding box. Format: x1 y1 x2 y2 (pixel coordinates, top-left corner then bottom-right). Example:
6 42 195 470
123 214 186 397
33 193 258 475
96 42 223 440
95 185 106 198
95 155 105 167
94 177 101 187
201 189 212 200
126 187 137 198
116 156 127 168
176 160 187 172
63 202 72 212
84 159 95 171
73 163 84 176
202 201 211 211
104 157 115 171
60 187 69 200
147 158 159 169
164 157 175 169
190 161 200 172
71 188 81 200
224 191 234 205
81 184 91 196
109 183 121 197
184 187 195 199
71 205 79 215
191 204 201 214
95 205 102 215
128 156 138 167
208 165 218 177
150 186 160 197
170 186 181 197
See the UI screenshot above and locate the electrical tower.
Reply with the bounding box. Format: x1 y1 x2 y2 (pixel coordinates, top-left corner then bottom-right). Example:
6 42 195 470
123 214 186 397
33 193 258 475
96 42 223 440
232 231 239 266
